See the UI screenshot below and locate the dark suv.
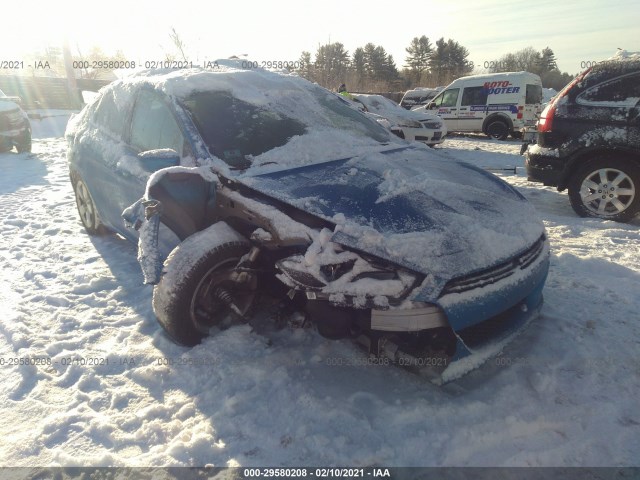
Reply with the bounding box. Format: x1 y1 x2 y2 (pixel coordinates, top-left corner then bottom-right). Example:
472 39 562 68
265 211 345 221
525 59 640 222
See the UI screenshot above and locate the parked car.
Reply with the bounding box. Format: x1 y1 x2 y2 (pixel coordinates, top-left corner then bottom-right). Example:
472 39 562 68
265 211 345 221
0 88 31 153
400 87 441 110
66 62 550 383
352 93 447 146
415 72 543 140
526 56 640 222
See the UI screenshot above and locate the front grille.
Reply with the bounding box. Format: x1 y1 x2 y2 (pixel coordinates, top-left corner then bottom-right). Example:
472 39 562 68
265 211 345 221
441 235 546 296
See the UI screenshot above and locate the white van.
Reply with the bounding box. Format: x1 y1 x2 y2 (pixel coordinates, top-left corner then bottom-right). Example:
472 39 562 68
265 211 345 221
414 72 543 140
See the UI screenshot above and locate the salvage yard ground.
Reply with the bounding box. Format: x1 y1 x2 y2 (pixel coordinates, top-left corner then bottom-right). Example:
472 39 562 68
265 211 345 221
0 114 638 466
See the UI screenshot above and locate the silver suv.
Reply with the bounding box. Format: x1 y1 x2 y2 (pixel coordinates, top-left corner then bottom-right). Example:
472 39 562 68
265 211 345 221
0 88 31 153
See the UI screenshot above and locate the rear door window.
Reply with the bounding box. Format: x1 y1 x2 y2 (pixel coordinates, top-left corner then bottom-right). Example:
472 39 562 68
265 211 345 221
525 84 543 104
577 72 640 107
93 90 126 138
130 90 184 154
461 86 488 106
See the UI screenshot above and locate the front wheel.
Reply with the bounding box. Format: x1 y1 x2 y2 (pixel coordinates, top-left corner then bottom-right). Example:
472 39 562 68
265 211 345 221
152 238 257 346
567 156 640 222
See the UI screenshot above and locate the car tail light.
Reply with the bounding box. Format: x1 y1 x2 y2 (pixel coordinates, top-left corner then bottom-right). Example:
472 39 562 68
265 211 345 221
537 104 555 132
537 67 592 133
517 105 523 119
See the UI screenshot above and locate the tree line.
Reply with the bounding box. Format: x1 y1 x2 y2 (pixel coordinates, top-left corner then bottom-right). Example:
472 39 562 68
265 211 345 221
296 37 576 93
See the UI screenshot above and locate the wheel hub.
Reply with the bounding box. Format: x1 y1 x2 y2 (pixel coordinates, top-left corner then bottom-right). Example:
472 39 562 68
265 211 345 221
580 168 636 216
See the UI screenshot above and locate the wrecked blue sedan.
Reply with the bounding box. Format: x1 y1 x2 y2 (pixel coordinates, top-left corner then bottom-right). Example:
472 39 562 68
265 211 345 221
66 62 549 383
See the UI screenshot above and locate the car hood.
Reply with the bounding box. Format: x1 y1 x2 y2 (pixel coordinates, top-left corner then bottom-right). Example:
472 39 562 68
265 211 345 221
376 109 441 127
239 146 544 289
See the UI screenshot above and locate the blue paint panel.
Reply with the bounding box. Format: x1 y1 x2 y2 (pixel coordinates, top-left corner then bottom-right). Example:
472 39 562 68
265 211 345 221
443 253 549 332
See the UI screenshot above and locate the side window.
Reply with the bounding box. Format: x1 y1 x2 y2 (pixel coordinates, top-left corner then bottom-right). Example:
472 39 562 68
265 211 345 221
577 73 640 106
93 90 125 138
525 84 543 105
433 88 459 108
130 90 184 154
461 87 488 106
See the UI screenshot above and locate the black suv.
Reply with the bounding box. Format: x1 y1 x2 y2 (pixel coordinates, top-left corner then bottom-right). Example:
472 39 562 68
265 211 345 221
526 59 640 222
0 88 31 153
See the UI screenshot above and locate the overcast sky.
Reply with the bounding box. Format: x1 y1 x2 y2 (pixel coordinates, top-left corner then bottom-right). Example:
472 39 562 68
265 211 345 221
6 0 639 75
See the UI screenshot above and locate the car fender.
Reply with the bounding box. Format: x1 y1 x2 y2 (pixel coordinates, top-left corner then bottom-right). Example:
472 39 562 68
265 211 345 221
557 147 640 191
122 166 219 283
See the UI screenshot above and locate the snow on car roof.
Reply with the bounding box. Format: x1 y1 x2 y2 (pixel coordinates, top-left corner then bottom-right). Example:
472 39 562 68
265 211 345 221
606 49 640 62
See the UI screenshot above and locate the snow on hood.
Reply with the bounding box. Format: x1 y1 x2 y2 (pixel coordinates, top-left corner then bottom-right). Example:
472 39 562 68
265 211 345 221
240 146 544 285
353 94 442 125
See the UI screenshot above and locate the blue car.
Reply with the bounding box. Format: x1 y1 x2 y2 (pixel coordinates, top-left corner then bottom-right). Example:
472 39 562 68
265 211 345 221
66 62 550 383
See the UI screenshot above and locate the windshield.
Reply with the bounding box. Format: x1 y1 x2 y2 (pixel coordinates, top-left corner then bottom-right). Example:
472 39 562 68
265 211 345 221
357 95 402 115
180 80 392 170
183 91 307 169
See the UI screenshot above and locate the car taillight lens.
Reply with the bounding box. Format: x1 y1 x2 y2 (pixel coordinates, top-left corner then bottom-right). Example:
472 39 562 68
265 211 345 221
537 104 555 132
537 67 592 133
517 105 523 119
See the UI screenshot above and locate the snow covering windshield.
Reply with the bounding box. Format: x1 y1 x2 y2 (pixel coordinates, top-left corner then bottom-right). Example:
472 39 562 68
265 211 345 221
159 67 395 170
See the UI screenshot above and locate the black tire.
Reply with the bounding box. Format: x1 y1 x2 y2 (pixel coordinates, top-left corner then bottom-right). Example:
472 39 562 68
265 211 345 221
485 120 510 140
72 177 107 234
568 155 640 222
16 132 32 153
152 240 257 346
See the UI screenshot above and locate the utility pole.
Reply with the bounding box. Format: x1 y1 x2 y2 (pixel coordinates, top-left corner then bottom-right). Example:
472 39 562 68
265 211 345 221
63 38 82 109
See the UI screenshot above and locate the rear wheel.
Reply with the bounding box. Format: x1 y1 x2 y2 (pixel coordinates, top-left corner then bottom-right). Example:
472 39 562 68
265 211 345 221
73 177 106 234
485 120 510 140
153 240 257 346
16 132 32 153
568 156 640 222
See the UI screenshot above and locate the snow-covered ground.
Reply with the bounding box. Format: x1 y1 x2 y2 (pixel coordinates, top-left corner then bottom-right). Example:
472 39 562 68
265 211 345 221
1 117 638 467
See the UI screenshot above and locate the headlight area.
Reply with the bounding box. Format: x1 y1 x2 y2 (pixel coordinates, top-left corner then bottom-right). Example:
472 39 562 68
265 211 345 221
275 241 459 379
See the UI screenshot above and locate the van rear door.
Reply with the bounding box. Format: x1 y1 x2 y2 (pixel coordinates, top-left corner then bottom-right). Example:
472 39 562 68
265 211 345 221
523 84 543 126
458 86 489 132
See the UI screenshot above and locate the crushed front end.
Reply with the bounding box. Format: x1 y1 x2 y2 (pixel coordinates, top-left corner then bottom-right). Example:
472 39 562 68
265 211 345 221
276 229 550 384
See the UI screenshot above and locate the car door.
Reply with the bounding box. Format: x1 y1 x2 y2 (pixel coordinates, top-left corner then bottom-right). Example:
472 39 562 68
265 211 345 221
74 89 134 234
112 89 188 240
458 86 488 132
429 88 460 131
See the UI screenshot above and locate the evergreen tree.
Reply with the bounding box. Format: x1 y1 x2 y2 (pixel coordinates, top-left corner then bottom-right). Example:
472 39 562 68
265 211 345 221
539 47 558 73
404 35 432 84
430 38 472 85
296 51 314 81
314 42 350 89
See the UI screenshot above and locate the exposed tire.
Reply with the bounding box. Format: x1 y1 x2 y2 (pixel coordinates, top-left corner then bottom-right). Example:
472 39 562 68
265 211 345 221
568 155 640 222
152 231 256 346
72 177 107 234
485 120 510 140
16 132 32 153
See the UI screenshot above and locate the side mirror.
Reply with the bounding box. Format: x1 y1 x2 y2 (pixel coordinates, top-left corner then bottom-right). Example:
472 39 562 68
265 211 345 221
136 148 180 172
427 102 436 110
